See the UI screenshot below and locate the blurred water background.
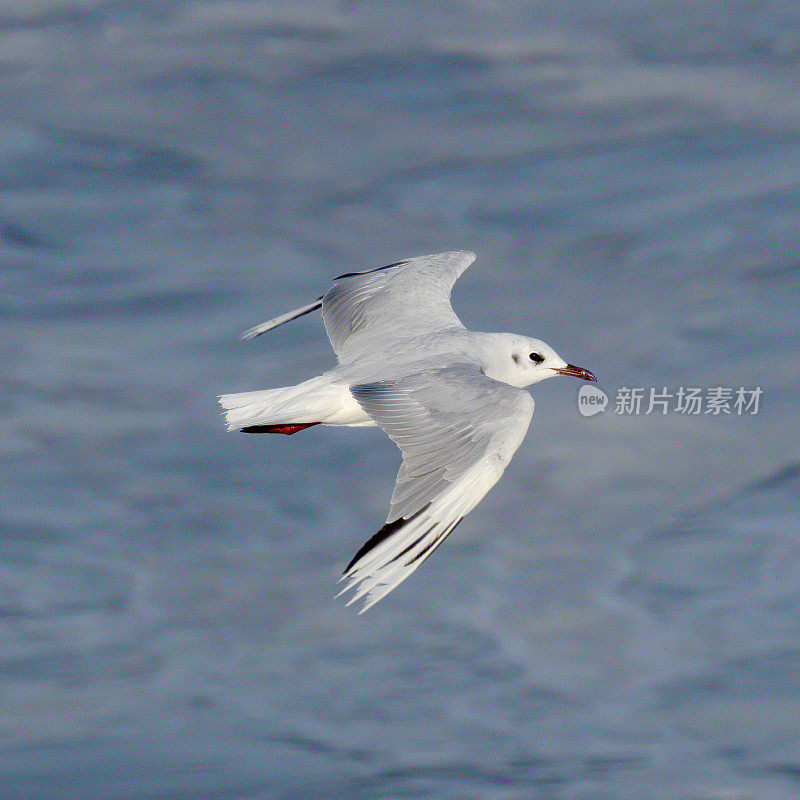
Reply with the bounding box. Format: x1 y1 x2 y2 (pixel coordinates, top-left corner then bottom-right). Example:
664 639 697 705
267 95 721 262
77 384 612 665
2 1 800 798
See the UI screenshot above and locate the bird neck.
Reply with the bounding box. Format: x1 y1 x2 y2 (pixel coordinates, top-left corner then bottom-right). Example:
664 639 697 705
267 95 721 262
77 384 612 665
472 332 526 388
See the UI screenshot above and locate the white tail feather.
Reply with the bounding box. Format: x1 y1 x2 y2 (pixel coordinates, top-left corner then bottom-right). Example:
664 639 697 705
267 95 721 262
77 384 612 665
219 376 370 431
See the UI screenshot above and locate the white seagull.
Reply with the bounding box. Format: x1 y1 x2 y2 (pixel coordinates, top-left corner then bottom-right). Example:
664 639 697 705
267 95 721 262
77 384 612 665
220 251 596 612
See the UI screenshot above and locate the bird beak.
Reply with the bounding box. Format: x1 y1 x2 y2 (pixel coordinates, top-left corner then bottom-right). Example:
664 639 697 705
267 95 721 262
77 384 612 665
556 363 597 381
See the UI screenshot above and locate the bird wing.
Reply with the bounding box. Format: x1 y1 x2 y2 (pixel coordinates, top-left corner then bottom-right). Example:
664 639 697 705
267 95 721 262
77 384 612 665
339 364 534 612
239 251 476 354
321 250 475 357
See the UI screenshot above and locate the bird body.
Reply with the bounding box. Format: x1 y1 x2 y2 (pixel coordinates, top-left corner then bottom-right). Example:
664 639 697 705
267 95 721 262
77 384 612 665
220 252 596 611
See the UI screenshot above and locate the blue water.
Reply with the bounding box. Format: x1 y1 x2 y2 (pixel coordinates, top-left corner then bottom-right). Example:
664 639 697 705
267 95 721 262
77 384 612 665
2 2 800 798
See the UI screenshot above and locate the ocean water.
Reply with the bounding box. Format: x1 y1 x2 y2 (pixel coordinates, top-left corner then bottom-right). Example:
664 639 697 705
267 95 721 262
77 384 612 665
1 2 800 798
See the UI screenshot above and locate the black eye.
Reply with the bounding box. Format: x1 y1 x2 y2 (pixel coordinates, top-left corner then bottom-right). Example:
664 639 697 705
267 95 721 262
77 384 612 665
529 352 544 364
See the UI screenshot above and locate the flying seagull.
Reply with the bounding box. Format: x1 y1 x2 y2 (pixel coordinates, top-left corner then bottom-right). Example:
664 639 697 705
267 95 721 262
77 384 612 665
220 251 596 612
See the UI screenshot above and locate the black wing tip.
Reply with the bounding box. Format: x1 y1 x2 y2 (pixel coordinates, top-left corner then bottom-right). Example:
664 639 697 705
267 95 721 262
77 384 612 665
343 505 428 575
409 517 463 567
333 260 408 281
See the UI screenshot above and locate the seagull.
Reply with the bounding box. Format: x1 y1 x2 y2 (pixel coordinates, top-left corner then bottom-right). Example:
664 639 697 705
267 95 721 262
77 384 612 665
219 251 596 612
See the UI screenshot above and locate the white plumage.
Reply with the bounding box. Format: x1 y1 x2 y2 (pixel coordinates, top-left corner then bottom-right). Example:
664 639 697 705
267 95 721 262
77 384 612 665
220 251 596 612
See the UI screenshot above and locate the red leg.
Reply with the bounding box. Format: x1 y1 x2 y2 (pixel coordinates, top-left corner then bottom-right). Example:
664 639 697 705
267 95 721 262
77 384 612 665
240 422 321 435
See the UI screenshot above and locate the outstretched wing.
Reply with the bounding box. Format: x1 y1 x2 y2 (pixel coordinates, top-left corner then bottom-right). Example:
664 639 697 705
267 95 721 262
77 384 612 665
339 365 534 612
239 250 475 352
321 251 475 358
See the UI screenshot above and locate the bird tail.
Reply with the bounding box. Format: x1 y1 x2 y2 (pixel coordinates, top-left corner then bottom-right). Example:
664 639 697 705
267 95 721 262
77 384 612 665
219 376 360 432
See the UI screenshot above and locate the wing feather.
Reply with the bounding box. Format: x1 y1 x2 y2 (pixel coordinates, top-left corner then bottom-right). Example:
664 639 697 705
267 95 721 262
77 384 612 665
238 251 475 356
340 365 534 612
322 251 475 358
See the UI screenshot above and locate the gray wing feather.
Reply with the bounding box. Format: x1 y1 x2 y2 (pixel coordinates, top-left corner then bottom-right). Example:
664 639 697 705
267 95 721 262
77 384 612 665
354 365 532 521
237 250 475 353
339 365 534 612
322 251 475 357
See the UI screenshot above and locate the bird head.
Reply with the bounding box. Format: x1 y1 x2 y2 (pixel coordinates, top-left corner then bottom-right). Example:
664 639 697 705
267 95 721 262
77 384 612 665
484 334 597 389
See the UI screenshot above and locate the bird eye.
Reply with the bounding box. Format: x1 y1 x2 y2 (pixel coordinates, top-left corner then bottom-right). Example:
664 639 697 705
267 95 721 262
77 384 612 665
529 352 544 364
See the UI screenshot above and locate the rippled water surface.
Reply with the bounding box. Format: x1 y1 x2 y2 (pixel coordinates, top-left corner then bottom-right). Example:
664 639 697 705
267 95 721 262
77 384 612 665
2 2 800 798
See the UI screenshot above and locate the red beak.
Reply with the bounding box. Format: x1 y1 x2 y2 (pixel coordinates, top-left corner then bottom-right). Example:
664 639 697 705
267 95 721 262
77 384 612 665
556 363 597 381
